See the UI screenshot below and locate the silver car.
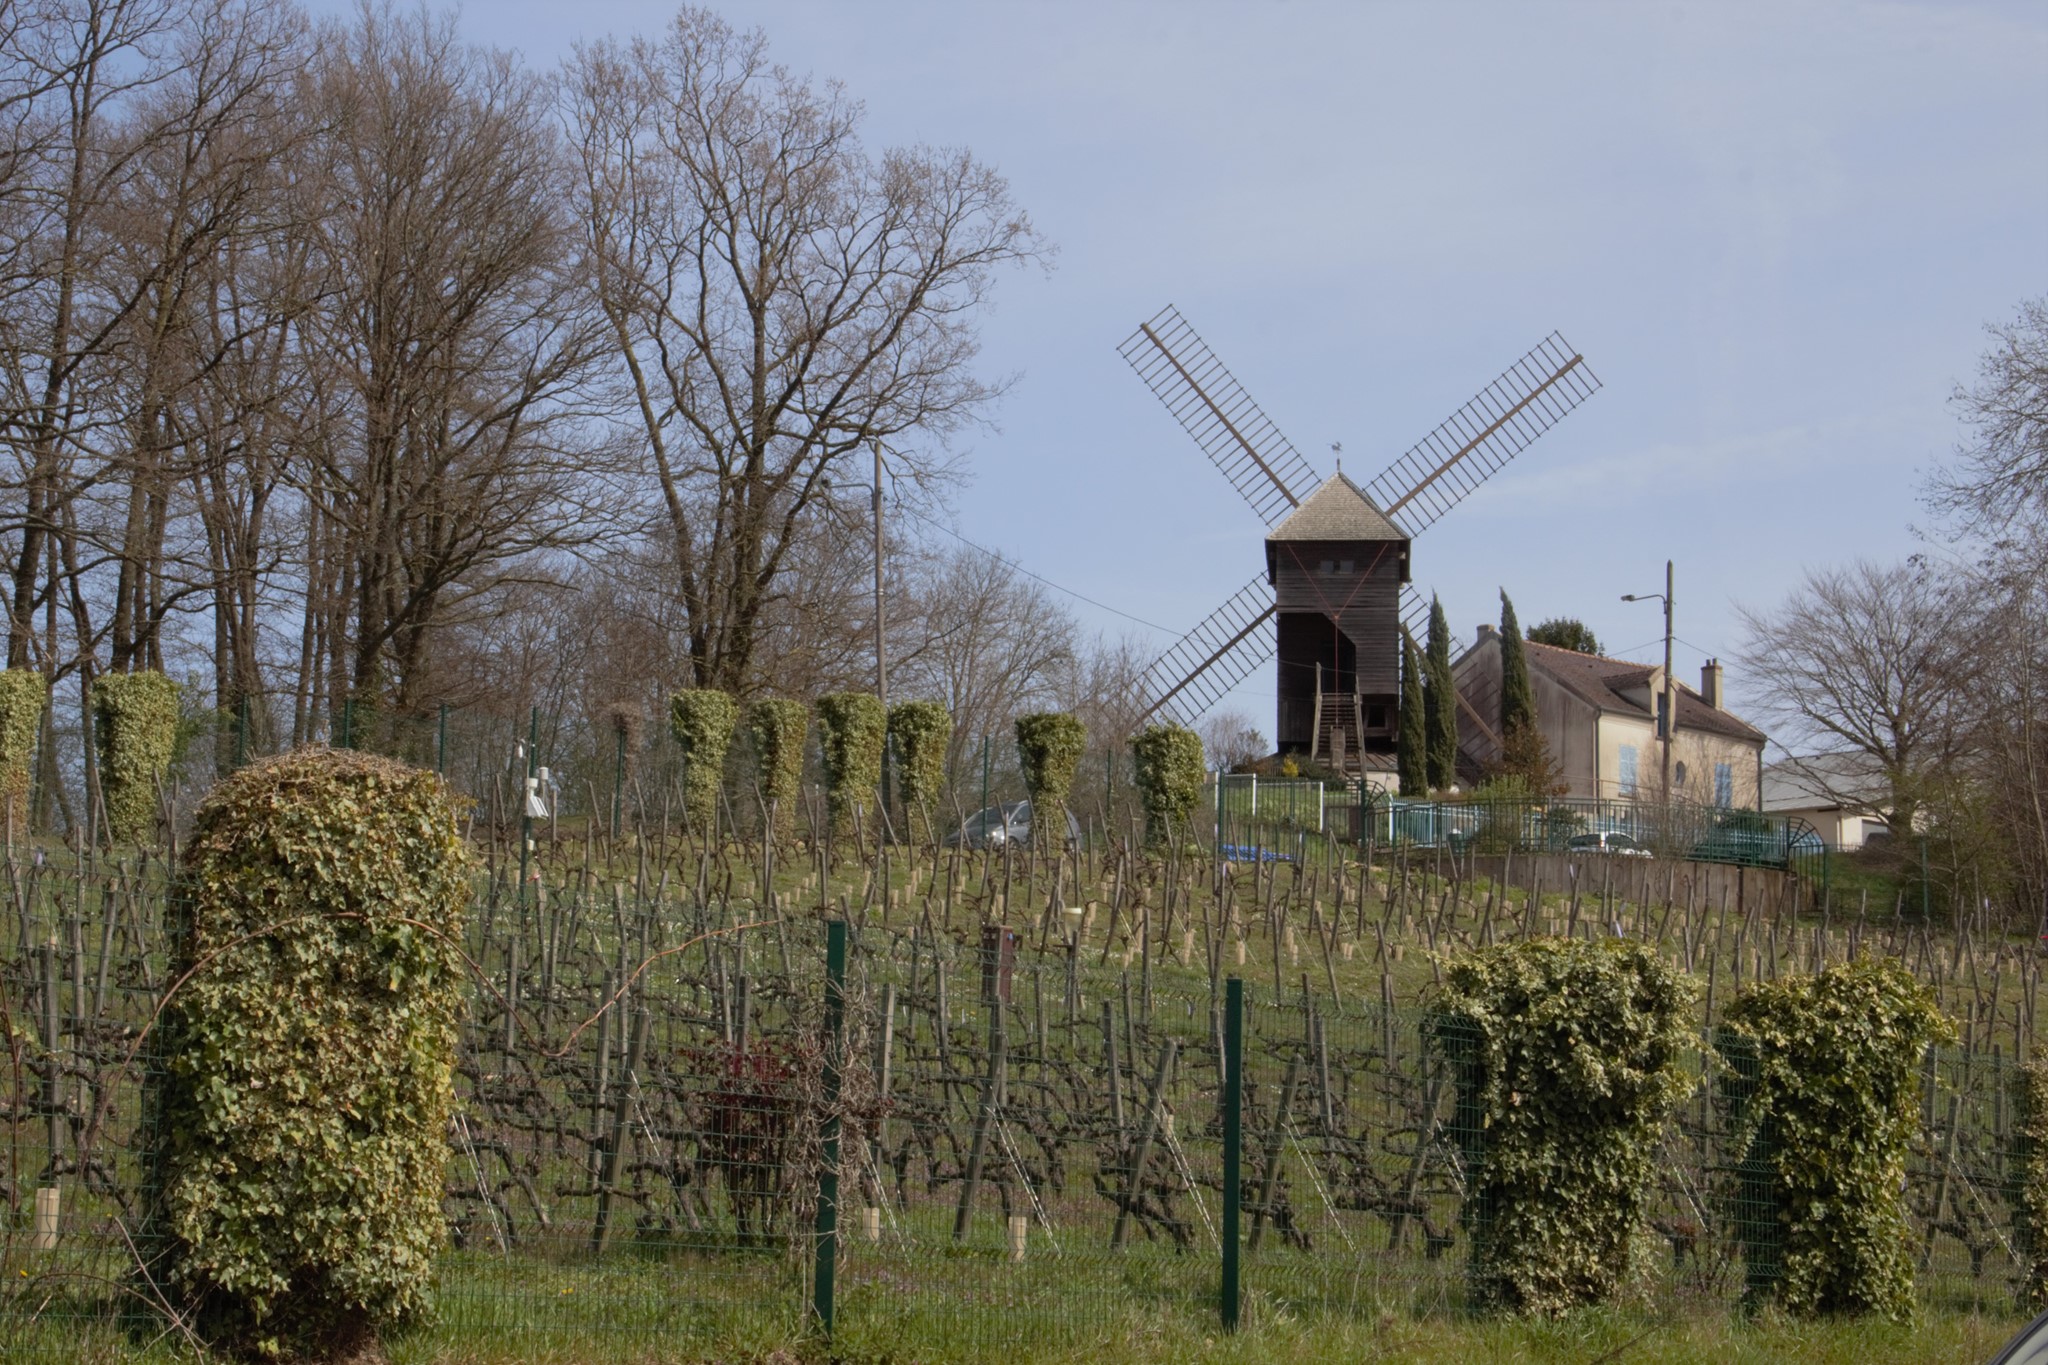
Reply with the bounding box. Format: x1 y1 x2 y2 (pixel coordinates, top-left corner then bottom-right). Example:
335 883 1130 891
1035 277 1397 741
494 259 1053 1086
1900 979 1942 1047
944 800 1082 850
1566 831 1652 858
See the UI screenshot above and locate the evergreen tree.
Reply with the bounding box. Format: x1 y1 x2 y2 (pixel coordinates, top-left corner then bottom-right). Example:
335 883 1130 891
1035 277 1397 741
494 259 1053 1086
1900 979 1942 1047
1527 616 1602 654
1425 595 1459 789
1500 590 1536 738
1398 637 1428 796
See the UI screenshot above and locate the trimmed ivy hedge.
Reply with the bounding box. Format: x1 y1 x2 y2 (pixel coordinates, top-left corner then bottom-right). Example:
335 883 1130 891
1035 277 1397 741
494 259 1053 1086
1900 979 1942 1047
1014 712 1086 837
1716 956 1953 1319
2014 1060 2048 1311
816 692 885 833
141 748 472 1359
1130 722 1203 844
0 668 48 818
668 689 738 834
887 700 951 817
1426 936 1695 1315
93 669 180 844
746 697 809 835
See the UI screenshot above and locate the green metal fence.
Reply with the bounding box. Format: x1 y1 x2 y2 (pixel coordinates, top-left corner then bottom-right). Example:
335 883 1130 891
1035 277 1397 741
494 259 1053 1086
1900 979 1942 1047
1209 779 1823 873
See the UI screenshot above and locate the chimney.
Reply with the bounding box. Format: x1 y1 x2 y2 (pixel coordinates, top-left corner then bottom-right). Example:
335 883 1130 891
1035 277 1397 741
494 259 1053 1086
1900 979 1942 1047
1701 658 1724 711
1477 622 1497 647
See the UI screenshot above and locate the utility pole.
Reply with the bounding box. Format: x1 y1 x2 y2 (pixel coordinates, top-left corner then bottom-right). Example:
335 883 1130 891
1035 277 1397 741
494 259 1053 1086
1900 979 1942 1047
1621 560 1676 831
873 443 891 832
1660 559 1674 808
873 442 886 712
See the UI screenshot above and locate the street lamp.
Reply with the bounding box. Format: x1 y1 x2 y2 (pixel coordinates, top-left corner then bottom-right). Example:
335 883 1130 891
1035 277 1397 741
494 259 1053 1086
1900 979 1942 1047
1620 560 1676 816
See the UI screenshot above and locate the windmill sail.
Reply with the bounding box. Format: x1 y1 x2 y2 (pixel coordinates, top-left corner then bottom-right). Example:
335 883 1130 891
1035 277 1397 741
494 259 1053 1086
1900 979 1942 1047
1120 306 1323 526
1363 333 1600 539
1140 576 1278 726
1399 582 1432 646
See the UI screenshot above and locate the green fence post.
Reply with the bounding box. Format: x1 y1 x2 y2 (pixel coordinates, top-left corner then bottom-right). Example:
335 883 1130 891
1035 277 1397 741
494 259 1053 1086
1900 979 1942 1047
1221 975 1244 1331
814 919 848 1332
437 702 448 775
981 735 991 821
340 696 354 750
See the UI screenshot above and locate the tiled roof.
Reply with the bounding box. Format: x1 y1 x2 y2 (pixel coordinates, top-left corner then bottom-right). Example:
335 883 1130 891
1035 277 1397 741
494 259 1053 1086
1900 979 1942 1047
1267 473 1408 542
1520 640 1766 744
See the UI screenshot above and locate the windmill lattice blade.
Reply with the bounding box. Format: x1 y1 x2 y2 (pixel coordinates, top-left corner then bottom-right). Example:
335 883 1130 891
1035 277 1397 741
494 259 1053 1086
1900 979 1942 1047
1120 306 1322 526
1140 575 1277 727
1363 333 1600 538
1399 583 1431 647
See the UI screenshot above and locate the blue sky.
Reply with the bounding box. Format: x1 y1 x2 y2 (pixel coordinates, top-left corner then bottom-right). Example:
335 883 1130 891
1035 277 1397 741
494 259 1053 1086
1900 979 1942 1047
351 0 2046 740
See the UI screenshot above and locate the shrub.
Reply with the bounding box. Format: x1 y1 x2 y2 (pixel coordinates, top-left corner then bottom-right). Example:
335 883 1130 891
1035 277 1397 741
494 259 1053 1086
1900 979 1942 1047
816 692 885 834
140 749 472 1359
1426 936 1695 1315
668 689 738 834
0 668 48 822
2013 1061 2048 1311
887 699 951 819
747 697 809 836
94 669 179 844
1014 711 1086 837
1130 722 1203 844
1715 956 1952 1319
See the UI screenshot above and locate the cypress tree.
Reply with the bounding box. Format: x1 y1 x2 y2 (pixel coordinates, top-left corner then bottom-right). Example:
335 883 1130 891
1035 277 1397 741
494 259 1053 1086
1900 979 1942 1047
1425 594 1458 789
1399 637 1428 796
1500 590 1536 738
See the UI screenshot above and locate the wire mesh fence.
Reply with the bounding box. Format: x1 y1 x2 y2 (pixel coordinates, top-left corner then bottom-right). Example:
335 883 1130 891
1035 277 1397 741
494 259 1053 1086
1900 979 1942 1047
0 837 2031 1357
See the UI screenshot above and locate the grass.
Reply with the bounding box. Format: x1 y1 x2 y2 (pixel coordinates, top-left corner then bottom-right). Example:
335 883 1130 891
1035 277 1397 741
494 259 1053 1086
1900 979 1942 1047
4 1261 2022 1365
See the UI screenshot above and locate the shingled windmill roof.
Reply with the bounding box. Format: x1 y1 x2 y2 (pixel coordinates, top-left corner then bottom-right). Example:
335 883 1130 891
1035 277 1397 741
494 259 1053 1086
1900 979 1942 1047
1266 472 1409 543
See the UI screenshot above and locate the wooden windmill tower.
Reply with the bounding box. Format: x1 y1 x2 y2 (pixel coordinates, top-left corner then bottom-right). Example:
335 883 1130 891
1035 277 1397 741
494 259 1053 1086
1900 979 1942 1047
1122 306 1601 774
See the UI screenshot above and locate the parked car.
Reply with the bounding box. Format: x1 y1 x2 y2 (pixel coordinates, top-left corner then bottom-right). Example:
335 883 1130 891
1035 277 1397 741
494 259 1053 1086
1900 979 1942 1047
1988 1305 2048 1364
943 800 1081 850
1566 831 1651 858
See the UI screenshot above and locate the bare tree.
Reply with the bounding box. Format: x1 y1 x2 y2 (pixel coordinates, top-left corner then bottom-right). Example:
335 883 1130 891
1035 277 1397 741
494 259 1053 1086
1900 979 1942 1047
1735 558 1962 834
295 5 611 721
1928 295 2048 538
566 7 1046 694
1199 710 1265 772
892 545 1074 787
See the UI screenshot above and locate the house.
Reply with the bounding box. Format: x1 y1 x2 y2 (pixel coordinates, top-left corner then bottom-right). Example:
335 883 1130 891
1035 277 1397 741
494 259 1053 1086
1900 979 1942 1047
1761 756 1893 850
1450 626 1767 805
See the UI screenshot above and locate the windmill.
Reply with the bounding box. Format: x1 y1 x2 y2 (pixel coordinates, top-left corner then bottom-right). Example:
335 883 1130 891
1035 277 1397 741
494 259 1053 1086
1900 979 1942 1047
1122 306 1600 777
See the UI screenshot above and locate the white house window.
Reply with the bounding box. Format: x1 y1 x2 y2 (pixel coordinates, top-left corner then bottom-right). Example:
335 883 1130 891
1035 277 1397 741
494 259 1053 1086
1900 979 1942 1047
1619 745 1638 798
1715 762 1733 808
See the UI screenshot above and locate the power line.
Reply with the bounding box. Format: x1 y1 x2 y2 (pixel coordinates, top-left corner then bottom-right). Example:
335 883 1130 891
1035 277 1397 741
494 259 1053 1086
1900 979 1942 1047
895 503 1177 636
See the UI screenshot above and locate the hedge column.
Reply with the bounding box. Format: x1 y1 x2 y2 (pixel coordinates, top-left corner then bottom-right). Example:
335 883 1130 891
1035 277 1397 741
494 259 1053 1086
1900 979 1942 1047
0 668 48 831
1426 937 1694 1314
1717 957 1952 1318
141 749 472 1358
1131 722 1204 846
94 669 179 844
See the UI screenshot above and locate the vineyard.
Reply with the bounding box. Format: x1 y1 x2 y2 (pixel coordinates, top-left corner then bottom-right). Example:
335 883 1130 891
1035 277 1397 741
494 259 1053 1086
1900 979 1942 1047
0 778 2035 1361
